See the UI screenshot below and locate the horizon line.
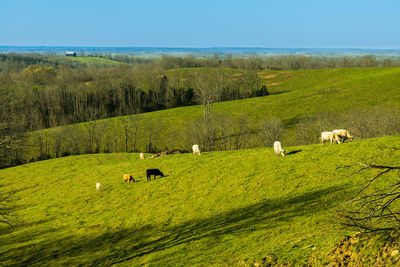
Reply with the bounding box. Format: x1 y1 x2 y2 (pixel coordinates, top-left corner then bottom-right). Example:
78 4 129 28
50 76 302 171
1 45 400 50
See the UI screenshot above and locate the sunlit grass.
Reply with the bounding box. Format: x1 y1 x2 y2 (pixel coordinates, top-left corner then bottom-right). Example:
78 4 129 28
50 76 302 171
1 136 400 265
55 56 122 66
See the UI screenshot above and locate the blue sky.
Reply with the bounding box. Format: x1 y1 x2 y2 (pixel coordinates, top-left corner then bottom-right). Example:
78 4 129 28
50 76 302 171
1 0 399 48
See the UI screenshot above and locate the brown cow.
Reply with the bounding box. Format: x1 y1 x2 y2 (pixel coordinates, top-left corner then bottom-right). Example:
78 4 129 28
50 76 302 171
123 174 135 184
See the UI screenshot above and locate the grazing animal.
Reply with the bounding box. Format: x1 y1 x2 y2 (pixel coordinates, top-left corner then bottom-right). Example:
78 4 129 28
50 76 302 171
321 131 341 144
96 182 101 190
333 129 353 143
273 141 286 156
148 149 189 159
140 153 145 160
123 174 135 184
146 169 164 181
192 144 201 155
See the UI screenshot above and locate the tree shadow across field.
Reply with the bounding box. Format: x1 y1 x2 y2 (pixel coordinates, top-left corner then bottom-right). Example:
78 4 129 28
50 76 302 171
0 184 352 265
0 220 62 256
0 184 41 229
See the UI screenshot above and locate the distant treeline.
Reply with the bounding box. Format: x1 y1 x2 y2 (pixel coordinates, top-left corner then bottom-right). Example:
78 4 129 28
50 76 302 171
1 53 400 72
158 54 400 70
79 53 400 70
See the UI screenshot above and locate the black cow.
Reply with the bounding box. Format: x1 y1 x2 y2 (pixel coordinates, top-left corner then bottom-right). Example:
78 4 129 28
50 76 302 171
146 169 165 181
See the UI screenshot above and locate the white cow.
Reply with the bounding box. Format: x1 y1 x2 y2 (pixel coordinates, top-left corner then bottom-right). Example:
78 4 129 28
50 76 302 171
139 153 145 160
333 129 353 142
96 182 101 190
273 141 285 156
321 131 341 144
192 144 201 155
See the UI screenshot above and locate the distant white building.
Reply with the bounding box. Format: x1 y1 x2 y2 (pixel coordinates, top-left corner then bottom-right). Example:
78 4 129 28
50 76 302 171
65 51 77 57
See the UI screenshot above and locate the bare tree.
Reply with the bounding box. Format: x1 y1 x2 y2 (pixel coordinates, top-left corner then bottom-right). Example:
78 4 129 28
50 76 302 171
347 107 400 139
341 147 400 232
360 55 378 67
49 127 67 157
194 69 223 150
295 112 341 145
130 115 142 152
188 117 208 151
144 116 164 153
259 118 284 147
101 120 115 153
64 125 82 155
34 131 50 160
118 115 142 152
0 88 27 167
233 113 251 150
119 117 132 152
213 112 235 151
240 69 259 97
83 121 104 153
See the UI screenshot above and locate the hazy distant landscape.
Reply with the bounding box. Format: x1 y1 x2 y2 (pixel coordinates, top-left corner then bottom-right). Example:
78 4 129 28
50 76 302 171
2 46 400 59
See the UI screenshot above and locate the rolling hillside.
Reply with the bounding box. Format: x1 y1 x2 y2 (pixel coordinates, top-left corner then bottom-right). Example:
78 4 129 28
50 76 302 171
25 67 400 160
54 56 123 66
1 136 400 265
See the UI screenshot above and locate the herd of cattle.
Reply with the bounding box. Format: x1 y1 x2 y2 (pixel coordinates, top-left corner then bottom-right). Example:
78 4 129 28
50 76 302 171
321 129 353 145
274 129 353 156
95 129 353 189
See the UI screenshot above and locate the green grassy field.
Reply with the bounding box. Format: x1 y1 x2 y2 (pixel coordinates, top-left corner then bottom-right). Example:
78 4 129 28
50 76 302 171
54 56 122 66
25 67 400 160
1 135 400 265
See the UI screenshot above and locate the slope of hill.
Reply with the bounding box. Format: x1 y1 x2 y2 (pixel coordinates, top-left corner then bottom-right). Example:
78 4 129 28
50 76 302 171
1 136 400 265
25 67 400 161
55 56 122 66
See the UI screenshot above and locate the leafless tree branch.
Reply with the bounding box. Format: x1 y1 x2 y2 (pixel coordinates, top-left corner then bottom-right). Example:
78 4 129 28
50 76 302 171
341 148 400 232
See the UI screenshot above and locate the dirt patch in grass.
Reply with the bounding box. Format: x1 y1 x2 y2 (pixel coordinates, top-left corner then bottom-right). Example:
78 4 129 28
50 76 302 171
260 71 295 82
260 73 278 79
328 232 400 266
265 82 282 87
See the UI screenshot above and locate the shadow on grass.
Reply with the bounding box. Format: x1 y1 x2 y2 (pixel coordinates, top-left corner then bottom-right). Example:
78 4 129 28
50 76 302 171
0 184 41 229
154 174 169 180
0 185 352 265
269 90 291 96
287 149 302 155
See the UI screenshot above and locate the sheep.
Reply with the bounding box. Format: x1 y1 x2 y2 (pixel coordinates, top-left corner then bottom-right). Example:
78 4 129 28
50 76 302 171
140 153 145 160
96 182 101 190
